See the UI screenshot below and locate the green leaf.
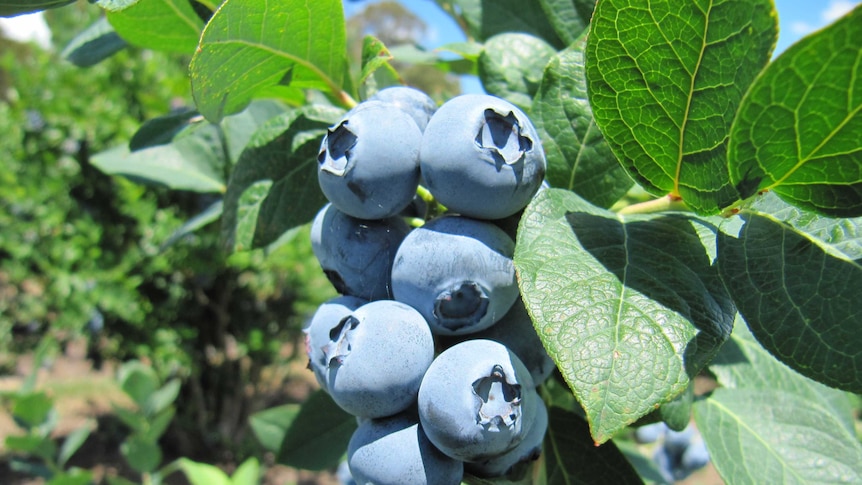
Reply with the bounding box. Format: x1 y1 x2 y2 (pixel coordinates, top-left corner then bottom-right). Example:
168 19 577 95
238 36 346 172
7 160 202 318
117 361 160 409
531 34 633 209
95 0 139 11
586 0 777 214
143 378 181 416
160 199 223 251
190 0 347 122
120 435 163 473
220 100 287 164
47 470 95 485
11 392 54 430
142 408 175 442
709 317 857 434
615 440 667 485
230 457 260 485
478 33 555 111
61 16 127 68
0 0 74 17
657 382 693 432
728 5 862 217
5 435 56 461
536 0 594 46
107 0 203 53
57 425 91 467
129 109 200 151
177 458 231 485
693 388 862 484
112 403 146 433
91 125 227 193
716 193 862 393
249 404 299 453
277 390 357 470
221 105 342 252
448 0 565 49
515 189 735 442
543 407 643 484
358 35 401 96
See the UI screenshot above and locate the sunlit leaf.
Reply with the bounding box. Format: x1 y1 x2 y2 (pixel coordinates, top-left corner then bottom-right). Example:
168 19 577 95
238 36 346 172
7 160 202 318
190 0 347 122
515 189 734 442
728 5 862 216
586 0 777 214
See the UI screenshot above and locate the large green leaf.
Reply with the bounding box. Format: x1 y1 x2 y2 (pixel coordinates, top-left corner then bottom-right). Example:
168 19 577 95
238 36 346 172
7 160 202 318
693 388 862 484
543 407 643 484
221 105 343 252
728 5 862 217
515 189 735 442
709 318 857 434
717 192 862 393
107 0 204 54
190 0 348 122
536 0 594 46
478 33 555 111
61 16 127 68
91 123 227 193
586 0 777 214
0 0 74 17
277 390 357 470
446 0 565 49
531 34 633 209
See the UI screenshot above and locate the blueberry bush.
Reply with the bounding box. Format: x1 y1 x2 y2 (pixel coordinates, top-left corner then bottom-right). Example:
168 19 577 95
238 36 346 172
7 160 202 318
3 0 861 483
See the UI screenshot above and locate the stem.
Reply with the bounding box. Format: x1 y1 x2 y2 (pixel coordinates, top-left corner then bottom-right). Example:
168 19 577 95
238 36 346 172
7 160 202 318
615 194 689 215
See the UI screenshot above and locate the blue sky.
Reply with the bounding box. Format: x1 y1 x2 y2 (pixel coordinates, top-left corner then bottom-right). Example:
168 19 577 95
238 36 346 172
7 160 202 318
344 0 861 93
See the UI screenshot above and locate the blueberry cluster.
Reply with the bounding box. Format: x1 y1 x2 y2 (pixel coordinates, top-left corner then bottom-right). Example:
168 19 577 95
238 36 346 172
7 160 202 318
635 422 711 482
304 87 553 485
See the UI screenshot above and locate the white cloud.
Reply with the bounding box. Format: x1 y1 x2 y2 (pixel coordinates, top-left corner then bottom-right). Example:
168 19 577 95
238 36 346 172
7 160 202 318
789 21 815 35
0 11 51 49
822 0 856 22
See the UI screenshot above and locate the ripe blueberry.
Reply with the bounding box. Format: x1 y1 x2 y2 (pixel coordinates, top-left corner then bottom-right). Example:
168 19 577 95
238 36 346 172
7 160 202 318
347 412 464 485
391 215 518 335
318 100 422 220
310 203 410 301
304 295 368 391
369 86 437 132
419 94 546 220
320 300 434 418
417 339 538 462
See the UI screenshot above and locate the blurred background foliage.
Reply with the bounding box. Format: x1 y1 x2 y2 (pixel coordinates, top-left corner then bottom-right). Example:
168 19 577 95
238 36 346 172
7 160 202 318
0 0 354 465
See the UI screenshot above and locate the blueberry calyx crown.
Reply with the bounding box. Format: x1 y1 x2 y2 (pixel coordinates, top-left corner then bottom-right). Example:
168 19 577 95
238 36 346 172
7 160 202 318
475 109 533 170
433 281 490 331
323 315 360 368
472 364 522 432
319 121 357 176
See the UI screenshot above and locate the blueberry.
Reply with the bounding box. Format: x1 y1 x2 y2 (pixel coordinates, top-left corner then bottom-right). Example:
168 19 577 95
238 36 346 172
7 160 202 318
310 203 410 301
419 94 546 220
663 425 694 456
680 438 710 473
417 339 538 462
391 215 518 335
466 395 547 478
304 295 368 391
347 412 464 485
438 298 555 385
634 422 668 444
318 101 422 220
369 86 437 132
321 300 434 418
